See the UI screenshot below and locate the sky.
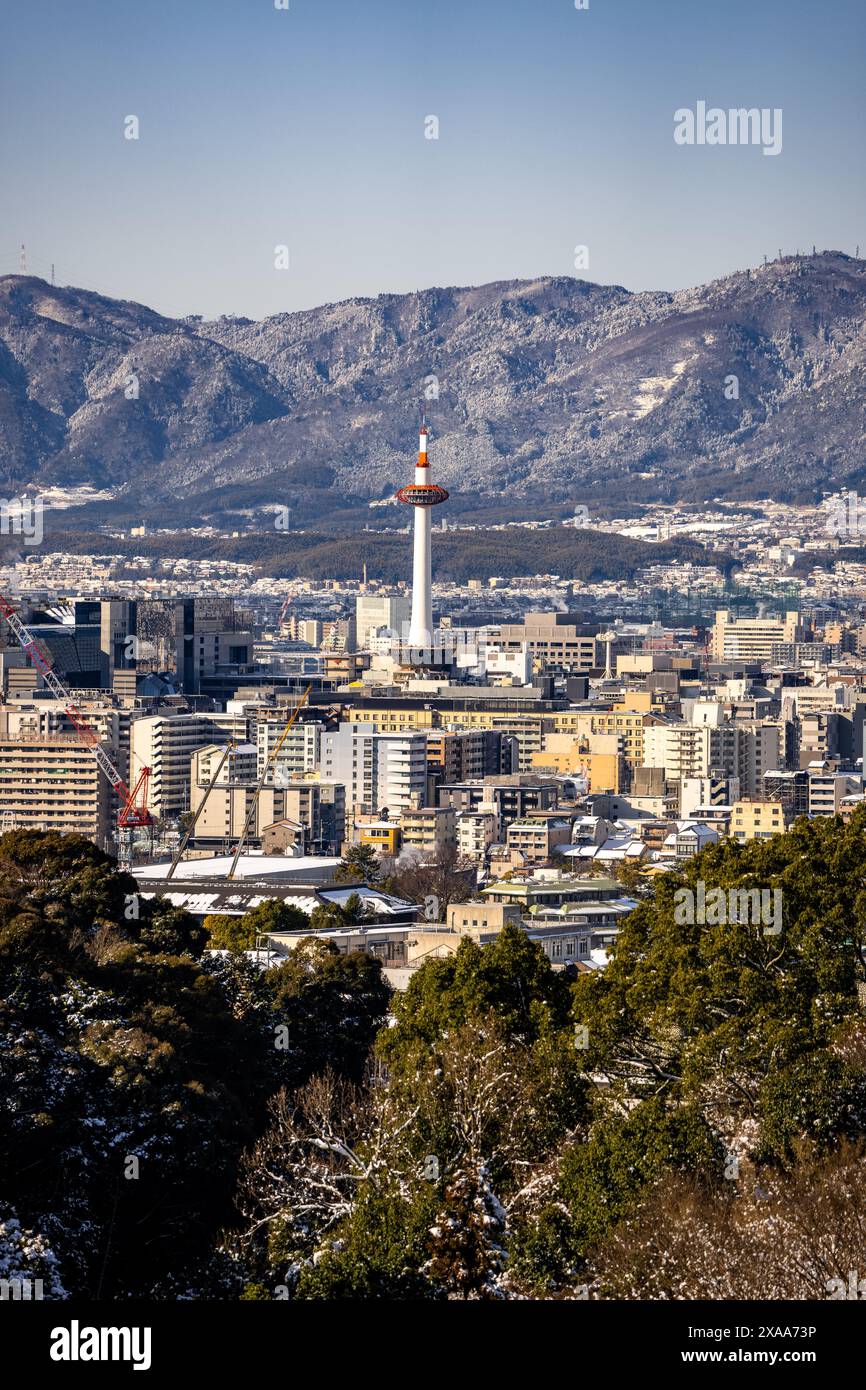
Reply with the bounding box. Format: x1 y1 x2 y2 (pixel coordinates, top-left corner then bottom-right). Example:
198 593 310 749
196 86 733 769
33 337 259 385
1 0 864 319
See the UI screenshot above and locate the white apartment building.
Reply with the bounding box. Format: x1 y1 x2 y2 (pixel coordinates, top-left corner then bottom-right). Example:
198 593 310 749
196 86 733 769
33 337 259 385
643 722 720 782
129 713 224 817
808 769 863 817
256 718 325 784
457 807 500 863
322 723 427 817
192 742 257 789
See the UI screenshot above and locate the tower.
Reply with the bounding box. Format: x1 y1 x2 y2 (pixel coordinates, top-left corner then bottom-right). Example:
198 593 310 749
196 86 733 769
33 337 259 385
396 416 448 650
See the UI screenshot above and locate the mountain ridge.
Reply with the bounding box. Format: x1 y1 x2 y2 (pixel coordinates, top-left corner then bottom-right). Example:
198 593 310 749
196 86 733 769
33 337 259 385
1 253 863 523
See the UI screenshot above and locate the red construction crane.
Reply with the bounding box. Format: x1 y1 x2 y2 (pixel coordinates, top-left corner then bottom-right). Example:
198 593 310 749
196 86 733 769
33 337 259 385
278 591 293 628
0 593 152 860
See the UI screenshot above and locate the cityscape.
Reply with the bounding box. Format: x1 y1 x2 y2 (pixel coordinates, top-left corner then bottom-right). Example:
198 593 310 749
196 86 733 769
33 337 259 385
1 0 865 1361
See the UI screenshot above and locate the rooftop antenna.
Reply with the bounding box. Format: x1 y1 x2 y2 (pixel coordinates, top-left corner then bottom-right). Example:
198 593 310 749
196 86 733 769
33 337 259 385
19 243 26 275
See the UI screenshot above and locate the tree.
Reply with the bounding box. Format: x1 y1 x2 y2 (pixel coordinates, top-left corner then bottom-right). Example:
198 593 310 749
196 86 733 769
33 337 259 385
572 813 866 1161
425 1164 507 1299
204 913 255 953
0 830 393 1299
590 1142 866 1300
0 1211 67 1300
381 924 574 1061
241 899 311 936
266 938 392 1083
334 844 381 885
381 843 475 919
308 892 376 934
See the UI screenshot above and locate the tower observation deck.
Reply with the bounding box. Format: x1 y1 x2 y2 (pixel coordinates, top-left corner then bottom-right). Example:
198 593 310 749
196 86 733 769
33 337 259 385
396 420 448 650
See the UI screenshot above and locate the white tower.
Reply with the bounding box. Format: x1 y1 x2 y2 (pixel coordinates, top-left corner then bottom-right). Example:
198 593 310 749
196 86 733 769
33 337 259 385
397 419 449 655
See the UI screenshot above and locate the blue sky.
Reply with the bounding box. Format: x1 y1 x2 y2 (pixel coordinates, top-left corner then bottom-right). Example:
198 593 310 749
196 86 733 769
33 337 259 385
1 0 863 318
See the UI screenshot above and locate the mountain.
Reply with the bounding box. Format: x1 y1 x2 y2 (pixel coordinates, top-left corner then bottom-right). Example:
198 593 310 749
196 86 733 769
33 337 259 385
1 254 864 524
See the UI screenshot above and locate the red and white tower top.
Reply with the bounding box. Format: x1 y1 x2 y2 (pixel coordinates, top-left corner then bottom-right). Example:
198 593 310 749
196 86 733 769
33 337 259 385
397 415 449 507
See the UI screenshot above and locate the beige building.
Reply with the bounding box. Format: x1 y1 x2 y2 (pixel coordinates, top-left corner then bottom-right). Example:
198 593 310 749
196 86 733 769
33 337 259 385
447 901 523 932
553 698 652 769
730 797 787 843
0 734 112 847
505 817 573 866
494 612 599 673
188 782 296 843
712 609 801 662
533 731 625 792
400 806 457 857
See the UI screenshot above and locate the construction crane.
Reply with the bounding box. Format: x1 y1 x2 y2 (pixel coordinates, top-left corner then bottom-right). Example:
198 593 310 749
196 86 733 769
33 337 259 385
226 684 311 880
278 592 293 629
165 741 235 880
0 592 152 865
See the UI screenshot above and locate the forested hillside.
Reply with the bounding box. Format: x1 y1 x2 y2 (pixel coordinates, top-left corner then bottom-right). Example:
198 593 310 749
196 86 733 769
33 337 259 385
2 816 865 1300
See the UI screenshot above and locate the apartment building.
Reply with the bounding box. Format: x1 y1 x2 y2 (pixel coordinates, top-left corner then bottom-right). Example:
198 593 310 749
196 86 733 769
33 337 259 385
400 806 457 857
358 820 402 856
642 721 720 783
437 776 559 832
355 593 412 649
712 610 801 662
0 733 111 846
554 697 652 769
425 729 506 791
505 817 573 865
730 798 788 843
256 718 325 783
130 713 224 817
532 732 625 792
494 612 599 673
733 721 784 798
807 769 863 817
321 723 427 817
456 807 500 863
0 699 127 774
187 783 294 843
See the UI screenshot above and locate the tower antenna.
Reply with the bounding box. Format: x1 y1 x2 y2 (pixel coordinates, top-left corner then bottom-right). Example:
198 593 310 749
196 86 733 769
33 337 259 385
19 243 26 275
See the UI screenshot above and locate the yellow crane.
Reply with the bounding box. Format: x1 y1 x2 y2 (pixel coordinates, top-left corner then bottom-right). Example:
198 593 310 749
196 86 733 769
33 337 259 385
165 741 236 881
226 684 312 880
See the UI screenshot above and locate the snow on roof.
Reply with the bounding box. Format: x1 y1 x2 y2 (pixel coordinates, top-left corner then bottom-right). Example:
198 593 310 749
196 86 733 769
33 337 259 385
137 889 323 917
320 886 416 915
133 854 341 881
